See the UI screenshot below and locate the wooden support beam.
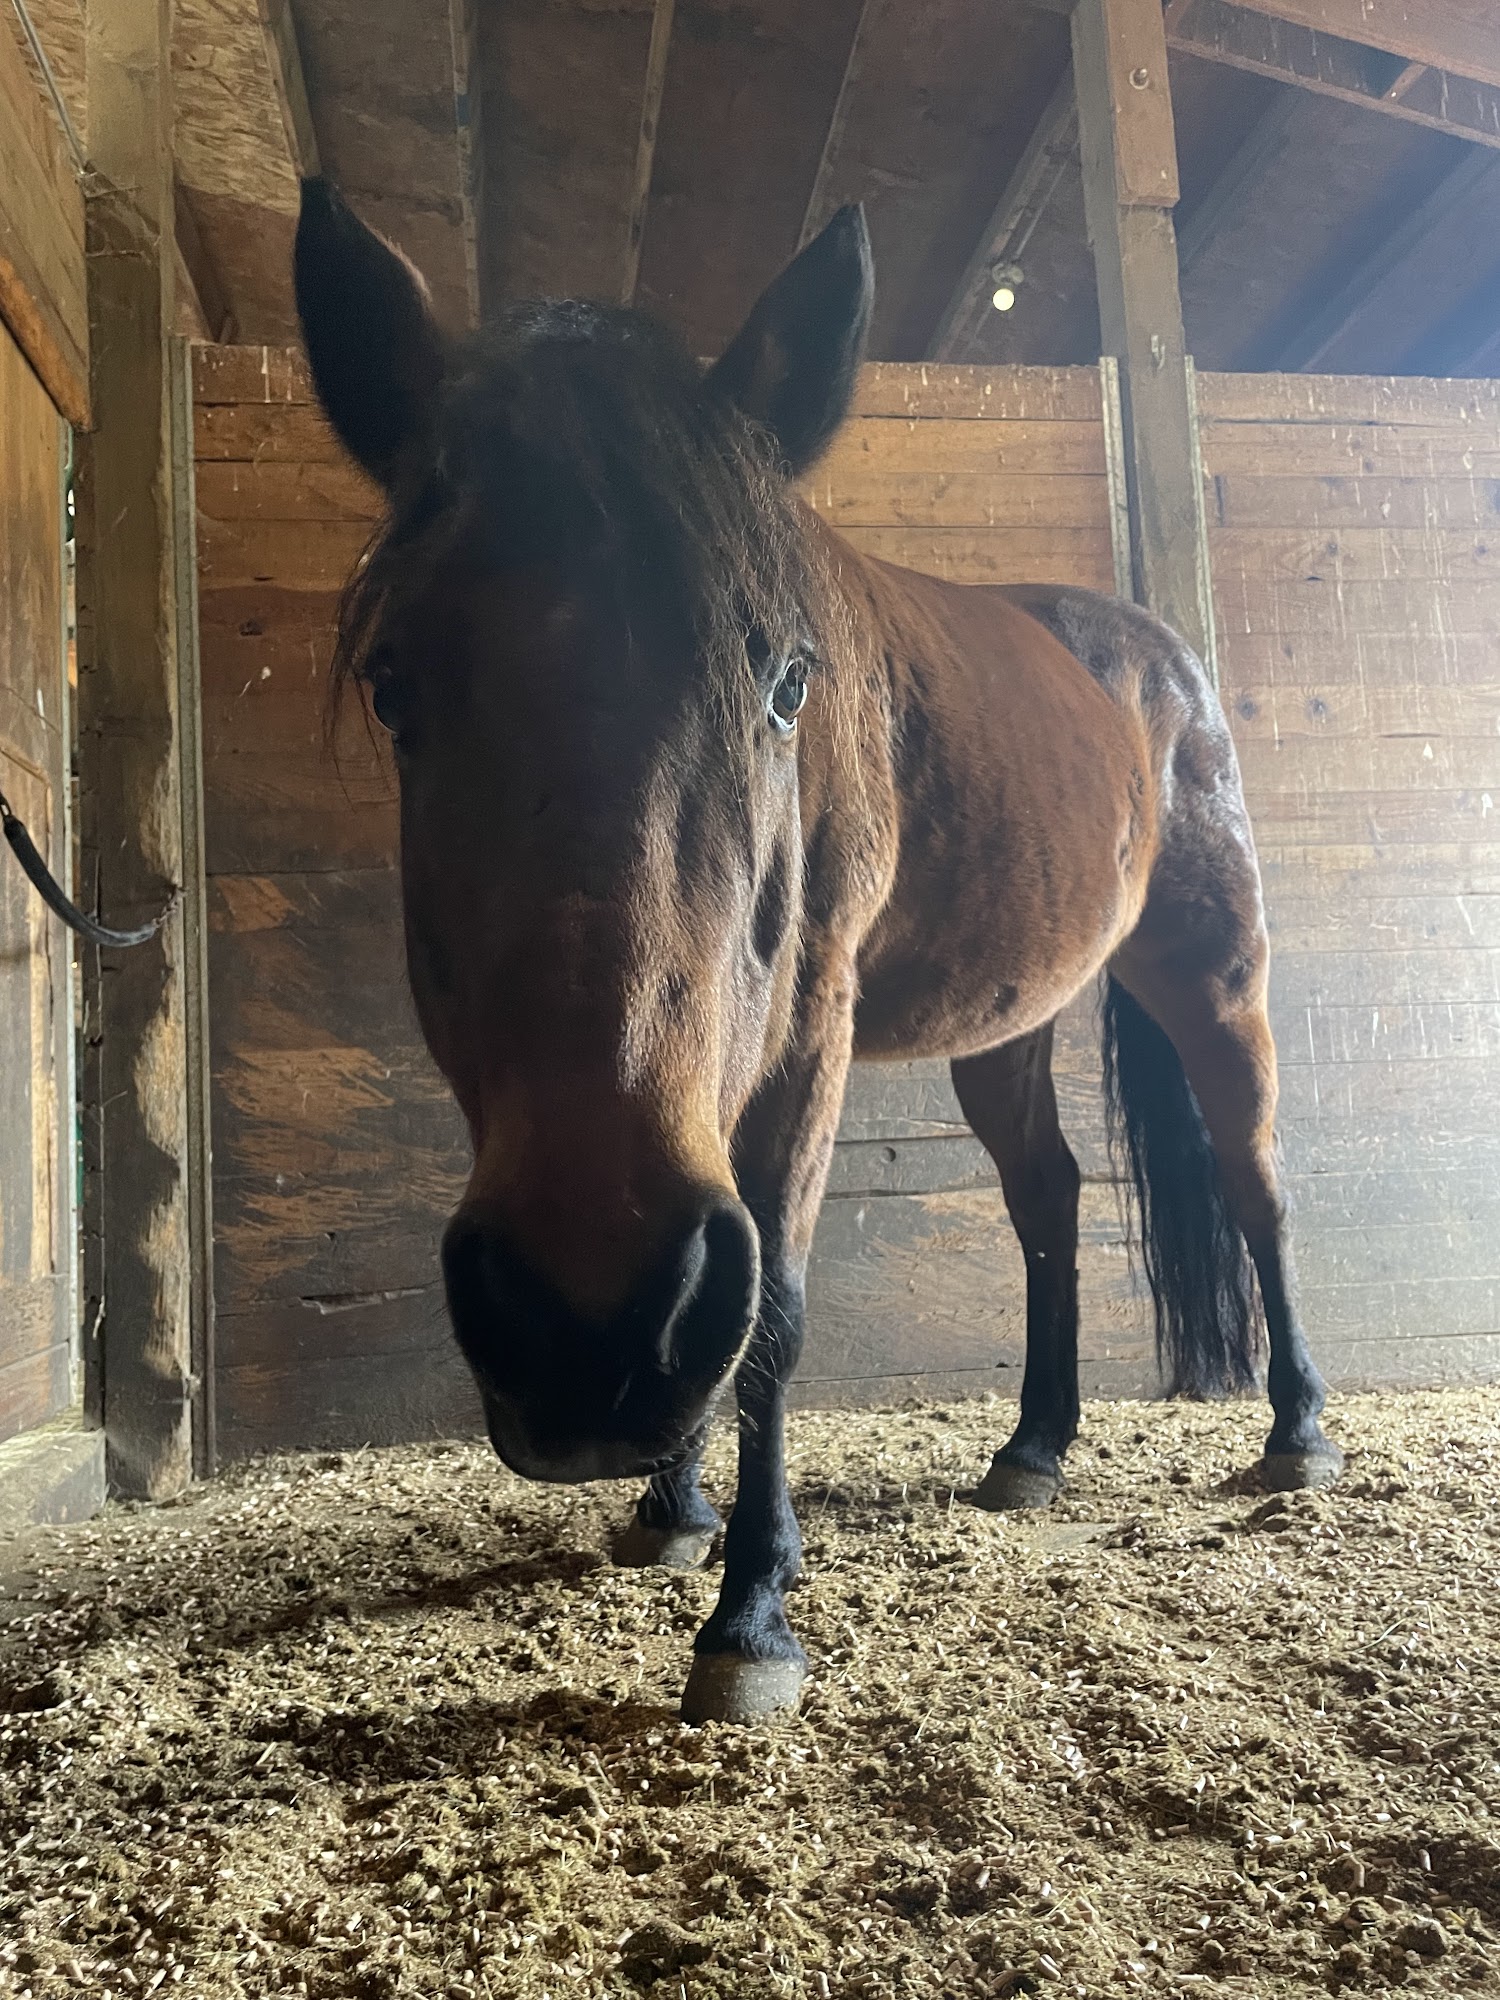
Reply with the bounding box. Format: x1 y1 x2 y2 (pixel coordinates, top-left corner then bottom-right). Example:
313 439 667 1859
1275 149 1500 370
798 0 884 251
1072 0 1216 672
1228 0 1500 95
1167 1 1500 152
620 0 675 305
256 0 321 179
926 67 1078 362
77 0 200 1499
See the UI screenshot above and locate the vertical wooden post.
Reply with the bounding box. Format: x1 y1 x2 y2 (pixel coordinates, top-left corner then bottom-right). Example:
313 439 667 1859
77 0 197 1497
1072 0 1217 680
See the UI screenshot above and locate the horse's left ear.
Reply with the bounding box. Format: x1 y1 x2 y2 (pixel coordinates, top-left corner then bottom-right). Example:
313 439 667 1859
708 205 873 476
294 176 449 490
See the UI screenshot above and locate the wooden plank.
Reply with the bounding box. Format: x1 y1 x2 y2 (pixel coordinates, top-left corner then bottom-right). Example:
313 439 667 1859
1199 371 1500 428
803 469 1113 531
1228 0 1500 95
195 401 353 464
0 6 87 425
1212 472 1500 531
1208 422 1500 484
1213 573 1500 638
849 364 1103 422
816 416 1109 476
194 456 381 522
1217 627 1500 692
1073 0 1216 669
213 1294 480 1460
836 525 1117 587
197 514 376 591
76 0 196 1499
1228 681 1500 741
803 1185 1151 1391
1213 524 1500 584
619 0 675 306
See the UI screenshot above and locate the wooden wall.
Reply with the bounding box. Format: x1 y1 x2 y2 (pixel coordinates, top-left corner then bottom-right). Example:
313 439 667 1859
0 324 72 1444
194 348 1500 1459
1200 371 1500 1386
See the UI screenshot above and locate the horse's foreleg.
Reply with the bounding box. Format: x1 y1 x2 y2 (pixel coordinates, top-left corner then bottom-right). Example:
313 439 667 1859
612 1451 722 1568
680 967 854 1725
680 1255 808 1723
951 1026 1082 1509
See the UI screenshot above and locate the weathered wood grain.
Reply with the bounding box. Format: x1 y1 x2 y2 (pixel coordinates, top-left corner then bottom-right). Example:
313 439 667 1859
0 329 72 1449
0 12 87 426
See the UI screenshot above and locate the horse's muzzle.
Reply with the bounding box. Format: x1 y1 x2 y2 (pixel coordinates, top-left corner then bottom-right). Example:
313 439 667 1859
441 1197 760 1483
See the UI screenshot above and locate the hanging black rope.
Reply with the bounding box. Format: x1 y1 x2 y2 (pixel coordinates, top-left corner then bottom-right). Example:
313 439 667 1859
0 786 173 949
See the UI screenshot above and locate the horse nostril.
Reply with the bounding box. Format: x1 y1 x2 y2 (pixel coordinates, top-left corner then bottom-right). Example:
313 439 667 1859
662 1201 760 1376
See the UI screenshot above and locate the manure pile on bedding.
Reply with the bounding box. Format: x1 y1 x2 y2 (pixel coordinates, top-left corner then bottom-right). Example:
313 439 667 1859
4 1389 1500 1999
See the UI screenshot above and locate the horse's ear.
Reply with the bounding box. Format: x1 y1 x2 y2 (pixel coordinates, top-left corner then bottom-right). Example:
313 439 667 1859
294 177 448 490
708 205 873 476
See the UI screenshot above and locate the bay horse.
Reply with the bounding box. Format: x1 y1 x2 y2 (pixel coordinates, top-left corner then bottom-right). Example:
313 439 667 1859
293 178 1342 1725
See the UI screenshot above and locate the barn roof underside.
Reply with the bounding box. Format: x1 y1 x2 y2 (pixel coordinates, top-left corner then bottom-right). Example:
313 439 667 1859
9 0 1500 375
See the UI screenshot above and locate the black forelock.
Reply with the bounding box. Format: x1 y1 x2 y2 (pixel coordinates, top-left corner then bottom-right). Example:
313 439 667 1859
333 298 835 714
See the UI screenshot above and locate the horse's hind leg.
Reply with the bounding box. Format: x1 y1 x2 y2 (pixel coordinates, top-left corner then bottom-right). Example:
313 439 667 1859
1111 946 1343 1491
612 1452 722 1568
951 1024 1082 1509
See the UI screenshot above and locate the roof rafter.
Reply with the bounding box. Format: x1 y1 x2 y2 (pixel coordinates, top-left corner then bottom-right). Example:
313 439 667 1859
1228 0 1500 95
1275 149 1500 369
620 0 675 305
926 65 1077 362
1166 0 1500 153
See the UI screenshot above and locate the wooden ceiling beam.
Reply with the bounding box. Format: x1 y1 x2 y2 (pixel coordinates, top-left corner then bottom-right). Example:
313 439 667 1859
620 0 674 305
256 0 322 179
1401 261 1500 377
1227 1 1500 95
926 65 1078 362
1166 0 1500 154
797 0 883 252
1175 89 1302 275
1276 149 1500 370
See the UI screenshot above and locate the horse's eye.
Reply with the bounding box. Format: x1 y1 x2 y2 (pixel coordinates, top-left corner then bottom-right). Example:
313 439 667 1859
369 674 407 741
769 661 808 733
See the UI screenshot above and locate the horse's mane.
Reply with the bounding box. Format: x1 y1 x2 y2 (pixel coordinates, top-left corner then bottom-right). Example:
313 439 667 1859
331 300 845 726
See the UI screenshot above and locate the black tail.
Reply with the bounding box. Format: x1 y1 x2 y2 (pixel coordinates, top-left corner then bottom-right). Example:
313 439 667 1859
1100 976 1262 1398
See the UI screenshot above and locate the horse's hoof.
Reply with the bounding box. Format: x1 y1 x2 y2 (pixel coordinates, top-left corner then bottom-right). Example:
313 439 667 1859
611 1518 717 1569
968 1457 1063 1512
680 1654 806 1725
1262 1444 1344 1493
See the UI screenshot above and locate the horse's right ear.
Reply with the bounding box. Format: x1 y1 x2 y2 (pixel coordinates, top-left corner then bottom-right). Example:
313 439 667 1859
708 205 873 476
294 177 448 490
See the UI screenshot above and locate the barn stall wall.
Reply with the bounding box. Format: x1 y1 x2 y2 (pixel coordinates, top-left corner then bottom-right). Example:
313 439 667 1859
193 347 1500 1460
0 18 85 1469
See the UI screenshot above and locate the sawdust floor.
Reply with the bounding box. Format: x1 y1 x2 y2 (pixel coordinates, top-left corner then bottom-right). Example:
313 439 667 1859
4 1388 1500 2000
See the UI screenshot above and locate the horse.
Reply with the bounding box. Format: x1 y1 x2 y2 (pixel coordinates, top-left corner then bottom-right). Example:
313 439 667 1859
292 176 1342 1725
